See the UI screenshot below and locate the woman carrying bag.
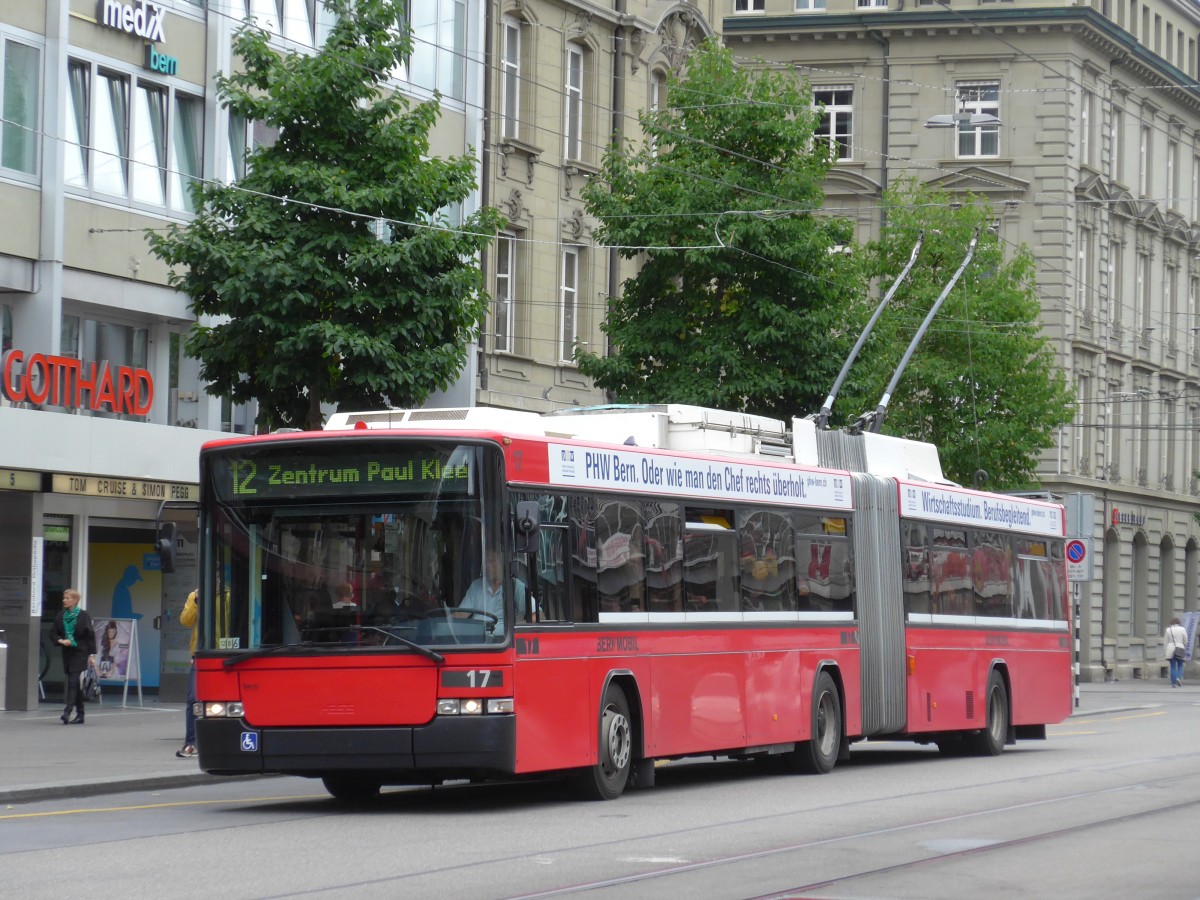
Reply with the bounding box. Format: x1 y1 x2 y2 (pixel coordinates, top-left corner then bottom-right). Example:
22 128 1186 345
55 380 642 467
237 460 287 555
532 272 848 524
1165 616 1189 688
52 588 97 724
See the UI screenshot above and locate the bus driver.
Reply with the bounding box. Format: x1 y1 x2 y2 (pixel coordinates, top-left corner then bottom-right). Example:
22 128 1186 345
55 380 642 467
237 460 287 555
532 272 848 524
460 549 533 634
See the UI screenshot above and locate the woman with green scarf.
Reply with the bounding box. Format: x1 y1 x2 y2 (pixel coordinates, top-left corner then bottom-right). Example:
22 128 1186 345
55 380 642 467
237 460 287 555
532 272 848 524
52 588 97 724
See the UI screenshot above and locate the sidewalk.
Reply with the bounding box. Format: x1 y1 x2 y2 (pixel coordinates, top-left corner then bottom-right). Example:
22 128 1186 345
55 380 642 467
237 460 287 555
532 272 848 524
0 698 225 805
0 679 1180 805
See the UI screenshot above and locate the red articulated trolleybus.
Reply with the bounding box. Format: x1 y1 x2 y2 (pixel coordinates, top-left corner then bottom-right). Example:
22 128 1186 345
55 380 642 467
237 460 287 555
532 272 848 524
186 404 1071 801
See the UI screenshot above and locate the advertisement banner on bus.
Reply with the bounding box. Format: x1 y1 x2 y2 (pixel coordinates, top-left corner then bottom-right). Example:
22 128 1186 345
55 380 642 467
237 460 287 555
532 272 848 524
546 443 852 510
899 481 1064 537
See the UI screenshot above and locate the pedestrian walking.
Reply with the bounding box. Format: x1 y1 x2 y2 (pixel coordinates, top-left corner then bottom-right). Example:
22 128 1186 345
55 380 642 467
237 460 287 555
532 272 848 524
1165 616 1188 687
177 588 199 758
52 588 96 724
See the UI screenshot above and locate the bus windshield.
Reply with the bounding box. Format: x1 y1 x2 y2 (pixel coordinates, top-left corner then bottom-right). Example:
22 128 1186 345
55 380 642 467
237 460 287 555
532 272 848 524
199 440 505 652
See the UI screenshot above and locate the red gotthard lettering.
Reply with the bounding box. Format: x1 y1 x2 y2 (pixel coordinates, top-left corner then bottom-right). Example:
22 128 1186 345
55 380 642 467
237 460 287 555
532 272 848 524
1 350 154 415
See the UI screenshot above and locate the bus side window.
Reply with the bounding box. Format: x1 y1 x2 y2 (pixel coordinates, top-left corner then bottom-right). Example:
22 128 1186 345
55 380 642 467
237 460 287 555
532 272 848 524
645 501 683 613
512 492 570 622
533 525 568 621
683 508 739 612
569 495 599 623
795 515 853 614
901 523 931 615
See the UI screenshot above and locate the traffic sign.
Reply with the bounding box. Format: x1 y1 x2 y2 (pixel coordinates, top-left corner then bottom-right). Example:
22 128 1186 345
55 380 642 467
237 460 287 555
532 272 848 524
1066 538 1091 582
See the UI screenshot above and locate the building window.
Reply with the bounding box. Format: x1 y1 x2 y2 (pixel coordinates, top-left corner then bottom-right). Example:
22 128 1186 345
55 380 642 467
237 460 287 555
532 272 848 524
1080 90 1092 168
0 303 11 355
1167 139 1179 211
956 82 999 158
1075 370 1090 475
1110 239 1124 332
857 0 888 7
734 0 766 11
1076 226 1091 316
1193 155 1200 221
795 0 826 9
248 0 281 34
66 58 204 211
226 113 278 182
58 315 150 420
1166 264 1179 352
93 69 131 198
564 44 584 161
408 0 466 101
813 85 853 161
171 94 203 213
649 69 667 155
500 18 520 140
560 247 580 364
131 82 167 206
1110 106 1124 184
1191 275 1199 358
1136 251 1151 332
494 233 517 354
1 38 40 175
1163 379 1177 487
1138 122 1152 196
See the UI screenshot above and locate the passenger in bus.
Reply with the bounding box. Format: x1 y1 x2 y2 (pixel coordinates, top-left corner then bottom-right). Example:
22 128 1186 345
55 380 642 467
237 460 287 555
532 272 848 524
331 582 358 609
460 549 533 634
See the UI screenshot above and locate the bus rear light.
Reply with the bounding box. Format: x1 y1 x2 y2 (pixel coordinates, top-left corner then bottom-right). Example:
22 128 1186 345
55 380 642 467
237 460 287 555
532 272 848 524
907 655 916 676
437 698 514 715
202 701 244 718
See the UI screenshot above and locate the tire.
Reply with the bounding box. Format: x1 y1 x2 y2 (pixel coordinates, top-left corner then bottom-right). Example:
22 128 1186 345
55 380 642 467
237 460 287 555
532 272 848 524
575 684 633 800
322 776 381 802
966 671 1008 757
786 671 842 774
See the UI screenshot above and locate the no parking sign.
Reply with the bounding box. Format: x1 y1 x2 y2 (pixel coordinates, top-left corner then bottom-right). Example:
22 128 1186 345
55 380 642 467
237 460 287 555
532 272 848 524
1066 538 1091 582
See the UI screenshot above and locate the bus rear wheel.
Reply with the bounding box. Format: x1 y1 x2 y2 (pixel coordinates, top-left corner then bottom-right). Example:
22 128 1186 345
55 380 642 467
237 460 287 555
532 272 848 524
322 776 381 803
787 671 841 774
575 684 633 800
966 671 1008 757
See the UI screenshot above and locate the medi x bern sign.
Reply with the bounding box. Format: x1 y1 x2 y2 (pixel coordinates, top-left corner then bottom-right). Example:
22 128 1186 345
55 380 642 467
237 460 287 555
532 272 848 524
98 0 167 42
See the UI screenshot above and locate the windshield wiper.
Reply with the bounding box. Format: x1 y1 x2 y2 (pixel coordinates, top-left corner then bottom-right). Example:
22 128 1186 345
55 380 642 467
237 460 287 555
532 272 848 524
222 641 316 668
356 626 445 663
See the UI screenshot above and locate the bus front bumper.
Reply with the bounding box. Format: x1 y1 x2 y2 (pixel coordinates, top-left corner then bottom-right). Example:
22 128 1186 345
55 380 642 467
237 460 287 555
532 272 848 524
195 715 516 779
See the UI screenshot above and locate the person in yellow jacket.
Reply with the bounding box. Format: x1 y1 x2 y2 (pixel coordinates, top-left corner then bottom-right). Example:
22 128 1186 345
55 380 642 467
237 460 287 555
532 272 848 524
177 589 199 759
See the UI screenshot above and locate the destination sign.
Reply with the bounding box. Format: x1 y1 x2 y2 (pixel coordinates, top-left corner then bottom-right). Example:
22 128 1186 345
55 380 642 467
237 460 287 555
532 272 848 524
209 445 477 502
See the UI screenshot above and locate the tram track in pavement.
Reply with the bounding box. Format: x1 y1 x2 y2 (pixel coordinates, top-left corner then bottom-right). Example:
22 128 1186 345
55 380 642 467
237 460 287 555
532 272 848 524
494 769 1200 900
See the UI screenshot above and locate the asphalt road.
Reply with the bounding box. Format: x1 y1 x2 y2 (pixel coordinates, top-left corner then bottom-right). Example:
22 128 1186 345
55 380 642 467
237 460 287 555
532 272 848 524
4 690 1197 900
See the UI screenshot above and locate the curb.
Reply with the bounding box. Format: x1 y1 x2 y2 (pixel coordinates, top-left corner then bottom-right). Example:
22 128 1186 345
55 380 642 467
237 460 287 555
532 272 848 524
0 772 266 806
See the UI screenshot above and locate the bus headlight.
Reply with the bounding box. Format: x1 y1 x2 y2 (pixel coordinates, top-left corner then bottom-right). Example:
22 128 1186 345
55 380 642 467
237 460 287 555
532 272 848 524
437 698 513 715
202 701 244 718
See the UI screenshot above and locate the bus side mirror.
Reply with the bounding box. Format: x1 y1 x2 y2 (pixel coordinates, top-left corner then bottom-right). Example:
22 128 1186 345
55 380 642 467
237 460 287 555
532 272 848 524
157 522 177 574
514 501 540 553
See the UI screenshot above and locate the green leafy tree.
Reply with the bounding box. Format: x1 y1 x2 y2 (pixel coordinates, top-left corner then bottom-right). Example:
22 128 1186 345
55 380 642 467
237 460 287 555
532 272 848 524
840 179 1075 489
147 0 503 431
580 41 865 421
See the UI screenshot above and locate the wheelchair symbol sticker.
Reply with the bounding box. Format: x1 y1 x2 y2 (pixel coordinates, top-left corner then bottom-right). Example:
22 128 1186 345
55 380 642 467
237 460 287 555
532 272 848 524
240 731 259 752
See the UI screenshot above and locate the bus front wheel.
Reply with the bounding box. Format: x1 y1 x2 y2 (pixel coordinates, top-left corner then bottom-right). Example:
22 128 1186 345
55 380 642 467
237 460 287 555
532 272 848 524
575 684 633 800
787 671 842 774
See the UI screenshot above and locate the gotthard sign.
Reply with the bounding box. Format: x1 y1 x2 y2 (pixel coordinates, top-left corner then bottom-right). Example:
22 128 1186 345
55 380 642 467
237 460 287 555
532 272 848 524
1 350 154 416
